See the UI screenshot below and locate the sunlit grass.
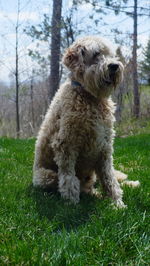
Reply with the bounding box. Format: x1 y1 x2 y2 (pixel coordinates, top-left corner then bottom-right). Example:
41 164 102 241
0 135 149 265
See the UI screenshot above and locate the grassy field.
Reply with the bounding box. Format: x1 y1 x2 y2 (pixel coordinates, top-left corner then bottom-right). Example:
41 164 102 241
0 135 150 265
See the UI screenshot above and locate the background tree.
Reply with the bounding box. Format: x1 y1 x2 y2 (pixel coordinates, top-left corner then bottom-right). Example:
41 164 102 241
132 0 140 118
140 38 150 85
114 47 126 121
49 0 62 102
15 0 20 138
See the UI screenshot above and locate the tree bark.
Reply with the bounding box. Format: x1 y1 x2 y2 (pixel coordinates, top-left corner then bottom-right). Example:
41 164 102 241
133 0 140 118
49 0 62 102
30 75 35 129
15 0 20 138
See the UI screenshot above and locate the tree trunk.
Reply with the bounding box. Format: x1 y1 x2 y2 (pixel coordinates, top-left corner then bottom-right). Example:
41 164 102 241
133 0 140 118
115 84 123 122
30 75 35 129
15 0 20 138
49 0 62 102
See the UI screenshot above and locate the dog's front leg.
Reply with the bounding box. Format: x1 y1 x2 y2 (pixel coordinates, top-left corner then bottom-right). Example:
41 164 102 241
96 150 126 208
56 152 80 204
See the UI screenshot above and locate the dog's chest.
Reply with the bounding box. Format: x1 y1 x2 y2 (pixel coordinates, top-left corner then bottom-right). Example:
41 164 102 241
80 106 113 159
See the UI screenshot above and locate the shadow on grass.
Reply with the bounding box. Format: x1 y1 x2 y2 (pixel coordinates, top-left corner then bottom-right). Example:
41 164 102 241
26 184 102 231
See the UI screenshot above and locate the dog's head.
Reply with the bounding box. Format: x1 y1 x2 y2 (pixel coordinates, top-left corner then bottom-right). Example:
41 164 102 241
63 36 124 98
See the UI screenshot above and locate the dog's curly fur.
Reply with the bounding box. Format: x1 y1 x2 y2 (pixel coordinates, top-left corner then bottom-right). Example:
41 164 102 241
33 36 139 208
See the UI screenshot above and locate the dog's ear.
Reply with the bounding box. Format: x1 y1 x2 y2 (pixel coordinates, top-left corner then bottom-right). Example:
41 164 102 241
63 45 86 70
62 47 79 69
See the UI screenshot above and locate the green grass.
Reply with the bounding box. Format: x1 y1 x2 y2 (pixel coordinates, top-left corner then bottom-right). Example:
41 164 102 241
0 135 150 265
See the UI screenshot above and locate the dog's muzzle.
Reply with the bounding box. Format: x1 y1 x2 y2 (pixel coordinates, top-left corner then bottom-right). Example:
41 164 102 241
107 63 121 86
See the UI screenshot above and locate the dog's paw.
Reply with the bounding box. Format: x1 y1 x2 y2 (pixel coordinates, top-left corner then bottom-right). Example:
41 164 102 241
91 188 102 198
113 199 127 209
121 180 140 188
59 175 80 204
115 169 128 182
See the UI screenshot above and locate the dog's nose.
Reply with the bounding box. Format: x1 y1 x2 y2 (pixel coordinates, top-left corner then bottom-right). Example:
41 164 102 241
108 64 119 72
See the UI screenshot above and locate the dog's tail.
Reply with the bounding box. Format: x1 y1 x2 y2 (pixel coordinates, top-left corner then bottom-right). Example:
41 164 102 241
115 169 140 188
33 168 58 191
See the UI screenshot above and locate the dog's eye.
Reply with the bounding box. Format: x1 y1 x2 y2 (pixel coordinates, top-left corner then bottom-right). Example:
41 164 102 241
93 52 100 58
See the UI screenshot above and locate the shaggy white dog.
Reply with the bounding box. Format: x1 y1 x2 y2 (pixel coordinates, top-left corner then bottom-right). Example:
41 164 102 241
33 36 139 208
